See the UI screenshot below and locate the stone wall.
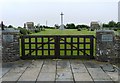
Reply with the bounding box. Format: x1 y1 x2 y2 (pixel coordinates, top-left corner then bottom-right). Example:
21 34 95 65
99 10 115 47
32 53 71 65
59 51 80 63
2 31 20 62
96 30 120 64
96 30 116 62
0 30 2 63
115 35 120 64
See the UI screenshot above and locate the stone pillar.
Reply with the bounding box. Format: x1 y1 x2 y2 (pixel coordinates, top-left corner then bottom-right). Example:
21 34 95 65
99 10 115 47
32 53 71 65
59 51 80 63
96 30 116 62
115 35 120 64
0 29 1 83
2 29 20 62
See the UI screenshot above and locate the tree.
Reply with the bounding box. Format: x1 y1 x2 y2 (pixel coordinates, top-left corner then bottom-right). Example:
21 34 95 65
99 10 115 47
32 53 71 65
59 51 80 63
19 28 28 35
54 24 59 29
18 26 22 29
76 24 90 29
76 25 81 29
8 25 13 28
66 23 76 29
108 21 116 27
116 22 120 28
103 23 109 27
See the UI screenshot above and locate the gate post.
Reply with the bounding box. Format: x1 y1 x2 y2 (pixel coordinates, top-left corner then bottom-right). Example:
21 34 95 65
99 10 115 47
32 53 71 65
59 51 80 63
2 29 20 62
55 36 60 58
21 36 25 59
90 36 94 59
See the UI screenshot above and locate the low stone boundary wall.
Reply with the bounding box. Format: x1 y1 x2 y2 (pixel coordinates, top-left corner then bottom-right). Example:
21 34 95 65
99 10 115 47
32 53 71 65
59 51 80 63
115 36 120 63
2 30 20 62
96 30 119 64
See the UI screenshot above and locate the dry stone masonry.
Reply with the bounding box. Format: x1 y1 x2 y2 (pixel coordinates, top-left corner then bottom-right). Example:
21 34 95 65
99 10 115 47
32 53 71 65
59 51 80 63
115 35 120 64
96 30 120 64
96 30 117 62
2 28 20 62
0 29 2 63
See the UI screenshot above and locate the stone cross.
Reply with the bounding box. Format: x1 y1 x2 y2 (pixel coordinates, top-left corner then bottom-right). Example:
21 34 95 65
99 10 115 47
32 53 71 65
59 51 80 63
59 12 64 30
61 12 64 25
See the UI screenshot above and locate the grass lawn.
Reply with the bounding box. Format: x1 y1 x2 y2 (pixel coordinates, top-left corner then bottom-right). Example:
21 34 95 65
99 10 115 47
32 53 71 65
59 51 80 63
32 29 96 36
20 29 97 57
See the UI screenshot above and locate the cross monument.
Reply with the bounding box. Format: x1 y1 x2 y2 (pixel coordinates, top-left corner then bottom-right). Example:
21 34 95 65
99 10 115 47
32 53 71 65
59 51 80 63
59 12 65 30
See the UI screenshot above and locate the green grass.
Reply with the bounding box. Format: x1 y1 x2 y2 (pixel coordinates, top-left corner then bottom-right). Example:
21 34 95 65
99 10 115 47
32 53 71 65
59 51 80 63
20 29 96 57
32 29 96 36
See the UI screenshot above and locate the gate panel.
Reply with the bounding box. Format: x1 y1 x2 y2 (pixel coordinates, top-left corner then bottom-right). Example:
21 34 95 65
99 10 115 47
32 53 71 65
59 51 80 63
20 35 94 59
21 36 56 59
58 35 94 59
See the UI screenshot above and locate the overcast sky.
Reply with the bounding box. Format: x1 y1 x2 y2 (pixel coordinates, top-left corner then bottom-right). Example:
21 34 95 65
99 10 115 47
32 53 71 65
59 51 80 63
0 0 120 27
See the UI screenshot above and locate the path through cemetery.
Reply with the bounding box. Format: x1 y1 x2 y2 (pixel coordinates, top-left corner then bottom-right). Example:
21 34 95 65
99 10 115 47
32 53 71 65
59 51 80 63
1 60 119 83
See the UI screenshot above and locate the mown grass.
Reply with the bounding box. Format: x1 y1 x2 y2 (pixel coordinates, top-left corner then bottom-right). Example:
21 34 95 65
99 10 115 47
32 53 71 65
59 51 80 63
20 29 96 57
32 29 96 36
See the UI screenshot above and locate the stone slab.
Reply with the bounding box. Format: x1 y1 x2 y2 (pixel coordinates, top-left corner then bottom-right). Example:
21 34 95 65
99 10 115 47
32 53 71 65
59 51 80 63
106 72 119 82
94 81 114 83
41 65 56 73
37 72 55 81
36 81 54 83
57 60 70 69
44 60 56 65
57 68 71 72
56 60 72 79
18 68 40 81
17 60 42 82
2 61 31 81
2 72 22 81
74 73 93 81
28 60 43 68
87 68 112 81
76 82 94 83
70 61 87 73
12 60 32 68
56 78 73 81
72 67 88 73
101 64 115 72
70 60 85 68
41 60 56 73
2 68 11 77
84 61 100 68
2 62 14 77
56 72 73 79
